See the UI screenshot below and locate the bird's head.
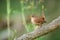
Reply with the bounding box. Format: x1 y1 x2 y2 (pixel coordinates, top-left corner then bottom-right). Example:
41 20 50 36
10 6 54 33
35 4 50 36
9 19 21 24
31 15 35 17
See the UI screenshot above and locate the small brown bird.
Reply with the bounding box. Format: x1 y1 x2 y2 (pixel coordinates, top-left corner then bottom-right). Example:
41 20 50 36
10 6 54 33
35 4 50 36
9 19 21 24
30 13 46 26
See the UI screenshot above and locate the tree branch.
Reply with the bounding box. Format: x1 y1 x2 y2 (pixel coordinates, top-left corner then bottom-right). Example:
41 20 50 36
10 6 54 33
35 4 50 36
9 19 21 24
16 16 60 40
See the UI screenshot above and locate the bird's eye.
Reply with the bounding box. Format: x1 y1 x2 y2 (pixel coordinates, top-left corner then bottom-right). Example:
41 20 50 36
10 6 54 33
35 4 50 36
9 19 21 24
31 15 35 17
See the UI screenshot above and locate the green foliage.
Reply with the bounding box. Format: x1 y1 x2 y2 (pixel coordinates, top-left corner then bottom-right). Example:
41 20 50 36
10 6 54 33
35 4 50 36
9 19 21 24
0 0 60 40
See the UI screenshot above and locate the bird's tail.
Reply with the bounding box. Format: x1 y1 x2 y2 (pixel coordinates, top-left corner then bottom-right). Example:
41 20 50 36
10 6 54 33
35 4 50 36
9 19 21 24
42 5 46 22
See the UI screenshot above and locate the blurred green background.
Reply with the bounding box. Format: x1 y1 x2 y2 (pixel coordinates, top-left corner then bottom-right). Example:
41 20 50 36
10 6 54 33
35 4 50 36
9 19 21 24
0 0 60 40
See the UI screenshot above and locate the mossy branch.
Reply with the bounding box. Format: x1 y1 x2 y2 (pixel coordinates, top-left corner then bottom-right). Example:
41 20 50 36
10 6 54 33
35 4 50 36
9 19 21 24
17 16 60 40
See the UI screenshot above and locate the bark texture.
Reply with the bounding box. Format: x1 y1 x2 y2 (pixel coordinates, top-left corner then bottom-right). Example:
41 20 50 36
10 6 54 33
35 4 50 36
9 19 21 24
17 16 60 40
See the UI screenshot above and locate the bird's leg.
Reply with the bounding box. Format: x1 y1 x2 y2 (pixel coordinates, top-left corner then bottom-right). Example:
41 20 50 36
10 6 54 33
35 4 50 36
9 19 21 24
40 24 42 27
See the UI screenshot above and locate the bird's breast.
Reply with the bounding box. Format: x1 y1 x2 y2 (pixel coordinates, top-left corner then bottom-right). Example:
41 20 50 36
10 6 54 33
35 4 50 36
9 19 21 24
31 18 36 24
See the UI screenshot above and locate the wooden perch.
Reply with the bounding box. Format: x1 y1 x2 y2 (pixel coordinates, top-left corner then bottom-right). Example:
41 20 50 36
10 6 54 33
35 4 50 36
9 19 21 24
16 16 60 40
